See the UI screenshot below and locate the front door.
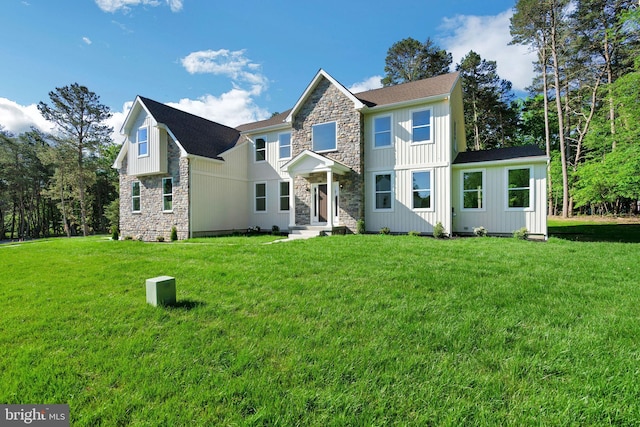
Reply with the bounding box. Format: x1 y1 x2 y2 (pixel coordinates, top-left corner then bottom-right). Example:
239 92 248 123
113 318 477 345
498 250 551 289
317 184 327 222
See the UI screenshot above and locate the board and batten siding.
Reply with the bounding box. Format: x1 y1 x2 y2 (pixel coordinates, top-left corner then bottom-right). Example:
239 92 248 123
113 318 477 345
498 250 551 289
126 114 168 177
364 98 454 234
189 143 250 236
452 160 548 238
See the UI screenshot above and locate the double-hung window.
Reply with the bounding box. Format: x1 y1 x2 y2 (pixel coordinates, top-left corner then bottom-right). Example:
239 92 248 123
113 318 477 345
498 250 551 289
507 168 532 209
279 181 290 211
412 171 432 210
137 127 148 157
312 122 337 152
412 109 432 143
462 171 484 210
162 177 173 212
374 173 393 210
279 133 291 159
132 181 141 212
255 137 266 162
255 182 266 212
374 116 392 148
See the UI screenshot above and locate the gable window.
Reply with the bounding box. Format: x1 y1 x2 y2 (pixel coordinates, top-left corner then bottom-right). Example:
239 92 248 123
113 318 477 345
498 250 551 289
132 181 141 212
312 122 337 152
279 181 290 211
255 137 266 162
412 171 432 210
137 127 148 157
255 182 266 212
374 115 392 148
412 109 432 143
462 171 484 210
279 133 291 159
162 177 173 212
507 168 532 209
374 172 393 210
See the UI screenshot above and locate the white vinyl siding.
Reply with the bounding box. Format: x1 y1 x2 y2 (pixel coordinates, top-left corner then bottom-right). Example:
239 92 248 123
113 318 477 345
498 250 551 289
126 114 168 176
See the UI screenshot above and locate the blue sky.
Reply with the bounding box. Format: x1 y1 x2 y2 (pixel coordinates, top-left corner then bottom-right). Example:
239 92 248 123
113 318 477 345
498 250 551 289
0 0 535 142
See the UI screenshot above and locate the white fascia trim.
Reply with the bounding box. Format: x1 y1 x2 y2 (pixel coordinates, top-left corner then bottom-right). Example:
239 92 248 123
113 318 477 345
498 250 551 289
155 124 188 157
452 156 549 169
362 93 450 114
241 122 291 135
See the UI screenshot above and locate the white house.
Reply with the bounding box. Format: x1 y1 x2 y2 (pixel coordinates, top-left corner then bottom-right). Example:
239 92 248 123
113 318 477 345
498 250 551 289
113 69 548 240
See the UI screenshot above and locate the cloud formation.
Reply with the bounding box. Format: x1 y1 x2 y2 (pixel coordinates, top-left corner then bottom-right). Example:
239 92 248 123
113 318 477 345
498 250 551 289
82 37 92 45
95 0 183 13
348 75 383 94
439 9 536 92
0 98 52 135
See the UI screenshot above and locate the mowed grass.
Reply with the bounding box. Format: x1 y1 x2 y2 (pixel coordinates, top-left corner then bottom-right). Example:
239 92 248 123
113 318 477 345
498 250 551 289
1 233 640 425
549 216 640 242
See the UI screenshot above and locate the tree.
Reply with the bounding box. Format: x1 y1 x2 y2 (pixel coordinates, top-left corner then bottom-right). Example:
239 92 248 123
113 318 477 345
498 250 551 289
382 37 452 86
38 83 112 236
456 51 519 150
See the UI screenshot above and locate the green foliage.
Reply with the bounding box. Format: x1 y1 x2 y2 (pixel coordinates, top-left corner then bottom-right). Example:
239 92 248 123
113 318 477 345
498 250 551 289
271 225 280 236
111 227 118 241
433 222 446 239
408 230 421 237
379 226 391 235
170 226 178 242
356 219 366 234
513 227 528 240
473 226 488 237
156 235 165 242
382 37 452 86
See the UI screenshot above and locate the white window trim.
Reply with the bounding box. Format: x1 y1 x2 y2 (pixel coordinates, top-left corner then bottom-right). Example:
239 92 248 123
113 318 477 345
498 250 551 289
254 136 267 163
312 121 338 153
278 180 290 212
278 132 292 160
505 167 534 211
411 169 435 212
131 181 141 213
137 126 149 158
373 171 394 212
162 177 173 213
373 114 393 149
460 169 486 212
410 107 433 144
254 181 267 213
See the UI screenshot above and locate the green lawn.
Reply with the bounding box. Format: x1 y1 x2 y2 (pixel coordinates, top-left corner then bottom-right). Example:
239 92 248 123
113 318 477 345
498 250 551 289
549 216 640 242
2 233 640 425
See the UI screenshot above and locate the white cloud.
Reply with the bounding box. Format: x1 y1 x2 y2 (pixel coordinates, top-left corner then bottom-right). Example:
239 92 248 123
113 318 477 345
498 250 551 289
107 101 134 144
0 98 52 135
439 9 537 92
95 0 182 13
348 75 383 93
82 37 92 45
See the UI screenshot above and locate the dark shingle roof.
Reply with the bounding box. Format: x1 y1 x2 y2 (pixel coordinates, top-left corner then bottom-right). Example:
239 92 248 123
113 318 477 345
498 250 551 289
139 96 240 160
235 110 291 133
355 72 460 107
453 145 547 164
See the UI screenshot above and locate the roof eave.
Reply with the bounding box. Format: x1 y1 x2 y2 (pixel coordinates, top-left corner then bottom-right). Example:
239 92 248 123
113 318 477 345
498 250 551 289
452 155 550 168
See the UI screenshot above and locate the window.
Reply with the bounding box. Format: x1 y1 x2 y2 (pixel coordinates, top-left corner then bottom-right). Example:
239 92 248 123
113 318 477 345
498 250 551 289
412 171 432 209
412 109 432 143
374 116 391 148
279 181 290 211
462 171 484 210
137 127 148 157
255 137 266 162
162 177 173 212
255 182 266 212
132 181 141 212
312 122 337 152
374 173 393 210
279 133 291 159
507 168 531 209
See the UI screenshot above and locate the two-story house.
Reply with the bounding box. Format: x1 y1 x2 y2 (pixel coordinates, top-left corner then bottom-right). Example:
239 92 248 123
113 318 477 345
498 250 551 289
113 69 548 240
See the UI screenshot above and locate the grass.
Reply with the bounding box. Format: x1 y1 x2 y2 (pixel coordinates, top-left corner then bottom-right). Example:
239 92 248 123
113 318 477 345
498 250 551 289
549 216 640 242
1 231 640 425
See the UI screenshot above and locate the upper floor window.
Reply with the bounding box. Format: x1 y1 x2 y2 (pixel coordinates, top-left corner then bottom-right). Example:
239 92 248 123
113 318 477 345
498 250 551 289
462 170 484 210
374 116 392 148
279 133 291 159
137 127 148 157
412 109 432 143
412 171 432 210
255 182 266 212
255 137 266 162
312 122 337 152
162 177 173 212
279 181 290 211
374 172 393 211
132 181 141 212
507 167 532 209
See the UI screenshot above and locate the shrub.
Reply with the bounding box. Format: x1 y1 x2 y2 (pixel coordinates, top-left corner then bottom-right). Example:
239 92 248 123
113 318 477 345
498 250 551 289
170 226 178 242
356 219 366 234
111 227 119 241
379 227 391 235
135 235 144 242
156 236 165 242
123 235 133 241
433 222 446 239
513 227 528 240
408 230 421 237
271 225 280 236
473 226 488 237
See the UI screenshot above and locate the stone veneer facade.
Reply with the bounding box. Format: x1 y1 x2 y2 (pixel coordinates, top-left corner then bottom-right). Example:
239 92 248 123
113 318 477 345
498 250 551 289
290 77 365 232
118 135 189 241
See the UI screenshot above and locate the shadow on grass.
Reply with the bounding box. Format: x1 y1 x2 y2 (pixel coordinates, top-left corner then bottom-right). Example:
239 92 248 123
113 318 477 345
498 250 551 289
549 224 640 243
166 299 206 310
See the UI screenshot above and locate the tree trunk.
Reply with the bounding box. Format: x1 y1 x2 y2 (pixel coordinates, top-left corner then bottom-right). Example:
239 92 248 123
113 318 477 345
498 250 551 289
77 144 89 237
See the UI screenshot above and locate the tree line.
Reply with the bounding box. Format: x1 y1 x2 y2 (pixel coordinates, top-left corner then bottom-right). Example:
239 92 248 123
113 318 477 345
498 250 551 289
383 0 639 217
